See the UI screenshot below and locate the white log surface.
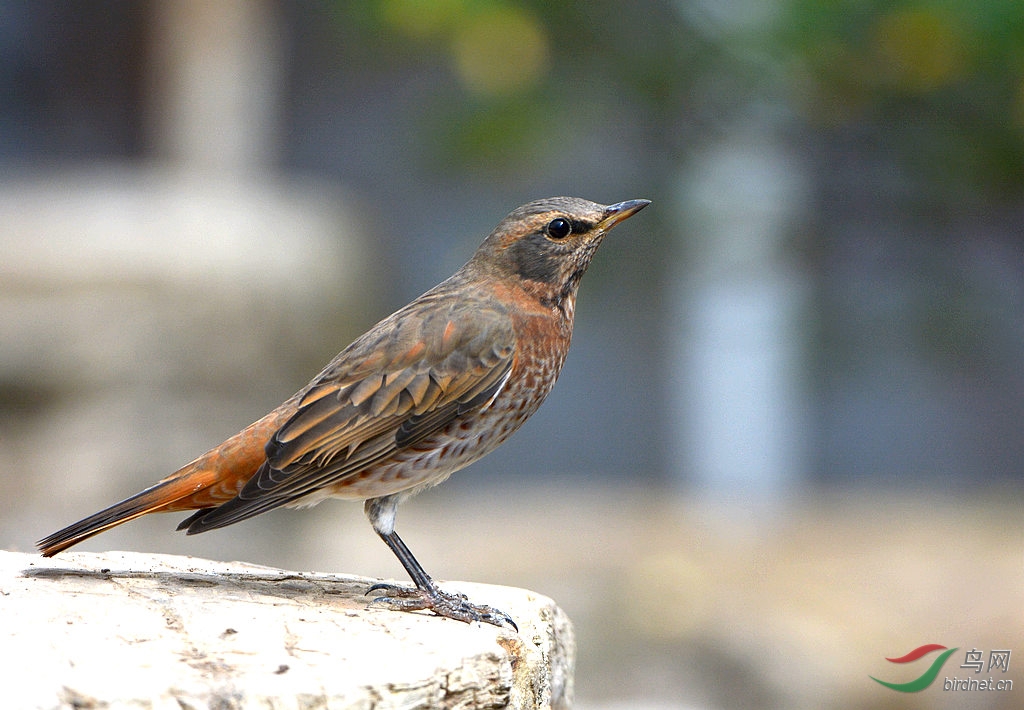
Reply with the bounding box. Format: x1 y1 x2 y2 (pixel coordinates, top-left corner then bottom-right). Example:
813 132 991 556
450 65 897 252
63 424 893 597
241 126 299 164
0 550 574 710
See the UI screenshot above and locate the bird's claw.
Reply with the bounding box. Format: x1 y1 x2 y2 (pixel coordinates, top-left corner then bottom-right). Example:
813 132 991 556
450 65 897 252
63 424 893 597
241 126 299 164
366 583 518 631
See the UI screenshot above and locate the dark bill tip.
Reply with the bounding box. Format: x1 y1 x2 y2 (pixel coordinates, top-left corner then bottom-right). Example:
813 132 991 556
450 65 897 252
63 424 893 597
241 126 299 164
600 199 651 229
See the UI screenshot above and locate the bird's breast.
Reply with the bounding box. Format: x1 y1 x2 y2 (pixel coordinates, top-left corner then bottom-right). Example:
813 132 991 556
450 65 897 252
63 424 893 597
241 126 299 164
506 308 571 404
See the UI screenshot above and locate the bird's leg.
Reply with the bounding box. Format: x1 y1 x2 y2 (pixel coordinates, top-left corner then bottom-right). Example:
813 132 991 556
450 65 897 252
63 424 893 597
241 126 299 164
362 495 517 629
366 528 518 631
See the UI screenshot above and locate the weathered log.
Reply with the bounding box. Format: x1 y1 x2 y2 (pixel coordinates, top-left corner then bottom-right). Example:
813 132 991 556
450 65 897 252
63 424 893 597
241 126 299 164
1 550 574 709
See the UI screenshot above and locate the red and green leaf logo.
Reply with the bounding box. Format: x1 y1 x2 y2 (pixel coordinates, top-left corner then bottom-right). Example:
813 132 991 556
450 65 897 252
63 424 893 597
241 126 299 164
870 644 959 692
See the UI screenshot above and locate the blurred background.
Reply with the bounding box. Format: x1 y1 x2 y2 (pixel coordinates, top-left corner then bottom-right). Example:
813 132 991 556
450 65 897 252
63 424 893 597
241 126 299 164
1 1 1022 708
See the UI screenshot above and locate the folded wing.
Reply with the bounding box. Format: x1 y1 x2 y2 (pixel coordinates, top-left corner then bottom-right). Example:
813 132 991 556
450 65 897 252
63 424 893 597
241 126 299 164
183 293 515 533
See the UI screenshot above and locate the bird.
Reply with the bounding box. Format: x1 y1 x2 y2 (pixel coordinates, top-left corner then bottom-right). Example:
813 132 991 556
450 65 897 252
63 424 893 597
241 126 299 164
38 195 650 628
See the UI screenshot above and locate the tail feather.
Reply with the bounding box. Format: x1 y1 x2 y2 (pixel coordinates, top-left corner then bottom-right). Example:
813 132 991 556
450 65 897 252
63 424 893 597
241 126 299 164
37 473 212 557
37 405 294 557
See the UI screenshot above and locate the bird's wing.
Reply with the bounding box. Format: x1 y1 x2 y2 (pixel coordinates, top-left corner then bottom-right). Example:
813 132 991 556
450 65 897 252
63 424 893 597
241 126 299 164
184 293 515 533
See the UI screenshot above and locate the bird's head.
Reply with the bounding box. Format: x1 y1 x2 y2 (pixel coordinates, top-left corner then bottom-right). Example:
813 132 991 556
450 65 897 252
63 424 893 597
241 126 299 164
472 196 650 312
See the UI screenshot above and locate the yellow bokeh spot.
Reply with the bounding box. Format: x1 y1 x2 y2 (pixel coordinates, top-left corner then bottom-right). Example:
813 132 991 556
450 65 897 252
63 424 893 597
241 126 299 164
452 5 549 96
378 0 465 40
872 8 965 92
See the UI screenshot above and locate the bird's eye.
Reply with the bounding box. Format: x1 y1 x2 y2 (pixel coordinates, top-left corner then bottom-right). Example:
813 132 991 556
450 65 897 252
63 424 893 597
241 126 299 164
545 218 572 240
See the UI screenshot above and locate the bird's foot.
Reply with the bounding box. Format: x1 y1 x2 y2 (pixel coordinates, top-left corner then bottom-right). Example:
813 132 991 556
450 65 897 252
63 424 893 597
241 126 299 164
366 582 518 631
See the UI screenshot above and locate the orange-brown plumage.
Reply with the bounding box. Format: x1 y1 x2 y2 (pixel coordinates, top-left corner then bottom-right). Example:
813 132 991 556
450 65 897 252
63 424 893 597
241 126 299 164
37 406 297 555
38 196 649 626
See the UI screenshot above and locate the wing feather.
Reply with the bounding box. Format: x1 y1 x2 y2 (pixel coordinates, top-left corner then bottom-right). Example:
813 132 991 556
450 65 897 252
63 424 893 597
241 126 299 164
184 293 516 534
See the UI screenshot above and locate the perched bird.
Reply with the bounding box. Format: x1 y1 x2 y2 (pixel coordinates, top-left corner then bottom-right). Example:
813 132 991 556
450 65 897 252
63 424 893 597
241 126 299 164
38 196 650 628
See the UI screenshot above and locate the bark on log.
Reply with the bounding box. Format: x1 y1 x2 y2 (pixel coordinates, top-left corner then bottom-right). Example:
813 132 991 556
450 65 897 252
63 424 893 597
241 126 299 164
0 550 574 709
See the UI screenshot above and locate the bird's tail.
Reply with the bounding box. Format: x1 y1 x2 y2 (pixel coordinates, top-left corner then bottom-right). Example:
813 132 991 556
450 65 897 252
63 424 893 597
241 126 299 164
37 462 224 557
37 407 292 557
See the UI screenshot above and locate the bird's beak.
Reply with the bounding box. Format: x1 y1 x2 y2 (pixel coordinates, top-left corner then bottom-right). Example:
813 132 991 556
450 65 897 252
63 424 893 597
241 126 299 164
599 199 651 230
